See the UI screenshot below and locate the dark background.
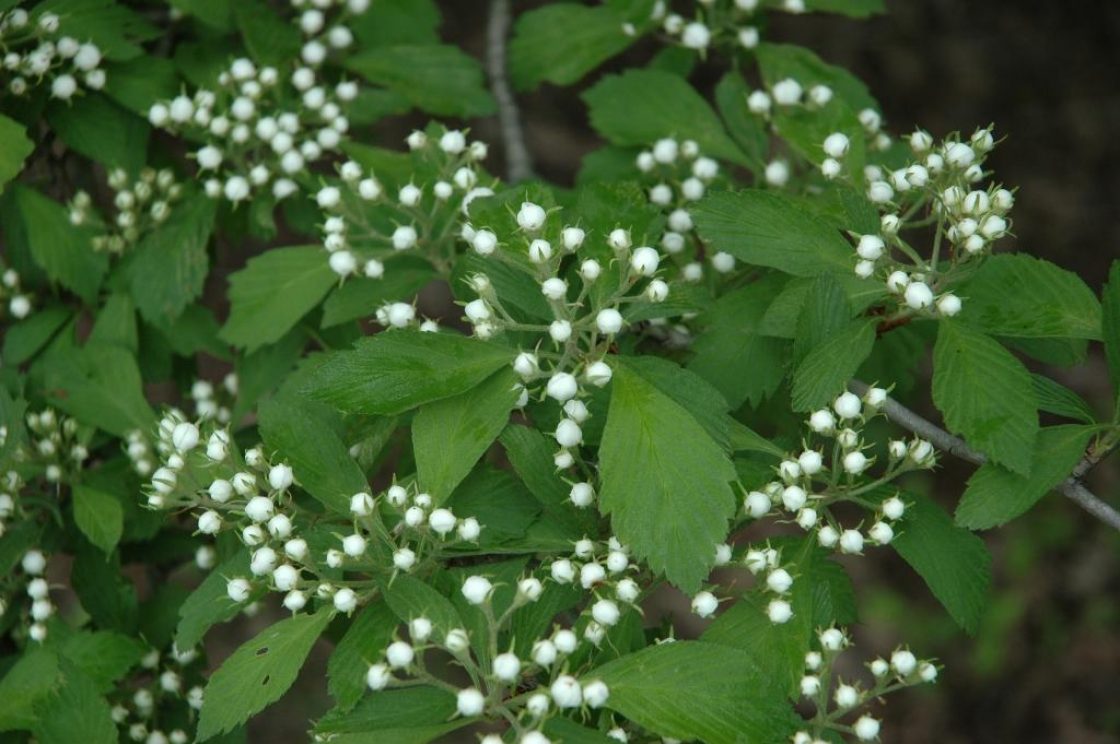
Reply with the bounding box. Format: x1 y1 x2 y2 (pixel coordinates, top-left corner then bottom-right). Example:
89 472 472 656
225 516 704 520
240 2 1120 741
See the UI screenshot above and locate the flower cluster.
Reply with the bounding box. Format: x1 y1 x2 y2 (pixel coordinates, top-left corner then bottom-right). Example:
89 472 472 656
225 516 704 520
188 374 237 424
148 57 359 204
633 137 732 281
23 408 88 484
315 125 491 283
650 0 807 54
795 626 938 742
742 389 935 562
289 0 370 66
1 265 32 320
109 642 206 744
0 548 53 643
68 168 184 253
0 6 106 99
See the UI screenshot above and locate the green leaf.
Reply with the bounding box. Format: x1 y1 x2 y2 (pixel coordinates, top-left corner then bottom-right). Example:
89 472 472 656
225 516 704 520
622 356 734 450
793 273 853 365
345 45 495 117
805 0 886 16
693 190 853 276
349 0 440 47
1103 261 1120 396
381 574 463 640
55 631 144 692
103 56 179 115
321 256 436 327
1032 374 1096 424
500 424 595 536
309 331 513 415
40 343 154 437
197 608 334 741
510 4 639 90
233 0 300 64
599 362 737 592
958 254 1102 340
956 425 1095 529
72 486 124 555
0 113 33 192
893 493 991 634
219 246 336 351
772 97 865 174
762 273 886 338
413 368 520 504
756 43 878 113
36 0 160 60
10 185 106 303
932 321 1038 476
314 686 462 742
583 69 748 166
176 548 253 649
128 192 215 324
593 641 798 744
46 93 149 172
258 392 367 515
448 465 542 544
714 72 768 168
327 602 398 712
0 648 63 732
32 662 116 744
2 307 73 365
89 293 137 352
791 319 876 411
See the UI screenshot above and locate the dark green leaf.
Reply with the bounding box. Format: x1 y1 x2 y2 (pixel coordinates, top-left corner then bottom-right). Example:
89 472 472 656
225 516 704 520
46 93 148 172
345 45 495 117
791 319 876 411
54 631 144 692
756 43 878 112
314 686 462 742
932 321 1038 475
510 3 640 90
381 574 463 638
88 293 137 352
714 72 768 169
0 113 33 192
40 343 154 437
327 602 398 711
0 648 63 732
129 192 215 323
10 185 106 303
321 256 436 327
176 548 253 649
103 56 179 115
32 662 116 744
1032 374 1096 424
233 0 300 64
1103 261 1120 396
2 307 73 365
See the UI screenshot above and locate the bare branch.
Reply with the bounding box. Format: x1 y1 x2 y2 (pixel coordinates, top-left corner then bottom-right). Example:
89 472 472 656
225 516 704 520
486 0 533 183
848 379 1120 531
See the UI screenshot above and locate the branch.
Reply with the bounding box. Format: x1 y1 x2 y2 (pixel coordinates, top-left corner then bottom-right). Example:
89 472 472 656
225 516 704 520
486 0 533 183
847 379 1120 531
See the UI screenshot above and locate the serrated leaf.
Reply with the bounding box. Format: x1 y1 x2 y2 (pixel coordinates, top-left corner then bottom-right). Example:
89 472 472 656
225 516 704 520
1032 374 1096 424
0 113 33 192
10 185 106 303
599 362 736 592
932 321 1038 475
382 574 463 638
32 662 116 744
510 3 640 90
103 56 179 115
583 69 748 166
959 254 1102 340
258 392 367 516
321 256 436 327
345 45 495 117
791 319 876 411
72 486 123 554
89 293 137 352
793 273 852 365
694 190 853 276
714 72 768 168
197 608 334 740
314 686 461 742
622 356 734 449
349 0 440 47
233 0 299 64
175 548 253 649
327 602 398 711
956 425 1095 529
893 493 990 634
756 43 878 112
55 631 144 692
0 648 63 732
448 465 542 544
40 343 154 437
46 93 149 172
2 306 73 365
128 192 215 323
593 641 799 744
308 331 513 415
36 0 160 60
500 423 595 536
761 273 886 338
219 246 335 351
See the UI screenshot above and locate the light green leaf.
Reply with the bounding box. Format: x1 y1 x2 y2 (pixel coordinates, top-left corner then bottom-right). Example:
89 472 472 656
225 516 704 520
893 493 991 634
46 93 149 172
583 69 748 166
345 45 495 117
693 190 854 276
55 631 144 692
593 641 799 744
72 486 124 555
956 425 1095 530
933 321 1038 475
791 319 876 411
1032 374 1096 424
510 4 640 90
622 355 734 450
413 368 520 504
259 392 368 515
599 362 737 592
0 648 63 732
10 185 106 303
128 192 215 323
959 254 1102 340
327 602 398 712
197 608 334 741
32 662 116 744
309 331 513 415
0 113 33 192
761 273 886 338
219 246 335 351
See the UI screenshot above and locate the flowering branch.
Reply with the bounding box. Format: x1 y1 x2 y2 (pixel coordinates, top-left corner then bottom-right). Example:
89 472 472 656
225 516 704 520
847 380 1120 531
486 0 533 183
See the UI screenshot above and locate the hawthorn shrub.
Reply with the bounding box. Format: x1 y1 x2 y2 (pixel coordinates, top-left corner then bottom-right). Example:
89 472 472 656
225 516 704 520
0 1 1118 743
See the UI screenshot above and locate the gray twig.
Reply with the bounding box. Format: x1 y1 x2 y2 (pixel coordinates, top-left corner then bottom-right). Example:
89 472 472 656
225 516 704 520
848 379 1120 531
486 0 533 183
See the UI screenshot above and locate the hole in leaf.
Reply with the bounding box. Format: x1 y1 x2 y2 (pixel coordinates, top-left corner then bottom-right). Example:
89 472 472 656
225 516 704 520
256 646 269 656
262 674 271 686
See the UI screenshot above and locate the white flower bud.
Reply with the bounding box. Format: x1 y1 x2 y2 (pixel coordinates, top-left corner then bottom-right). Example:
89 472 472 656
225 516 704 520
842 451 868 474
197 510 222 534
630 246 660 276
550 675 582 708
517 202 547 231
767 599 793 624
226 578 251 603
744 490 771 518
585 361 612 387
868 521 894 544
579 259 601 281
891 649 918 676
833 392 862 420
823 132 850 159
767 568 793 594
772 78 802 106
747 90 771 114
839 529 864 554
883 496 906 520
393 548 416 571
461 575 492 605
392 225 418 250
596 308 624 335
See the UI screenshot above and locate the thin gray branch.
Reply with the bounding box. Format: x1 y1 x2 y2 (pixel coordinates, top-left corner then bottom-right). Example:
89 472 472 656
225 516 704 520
486 0 533 183
848 379 1120 531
